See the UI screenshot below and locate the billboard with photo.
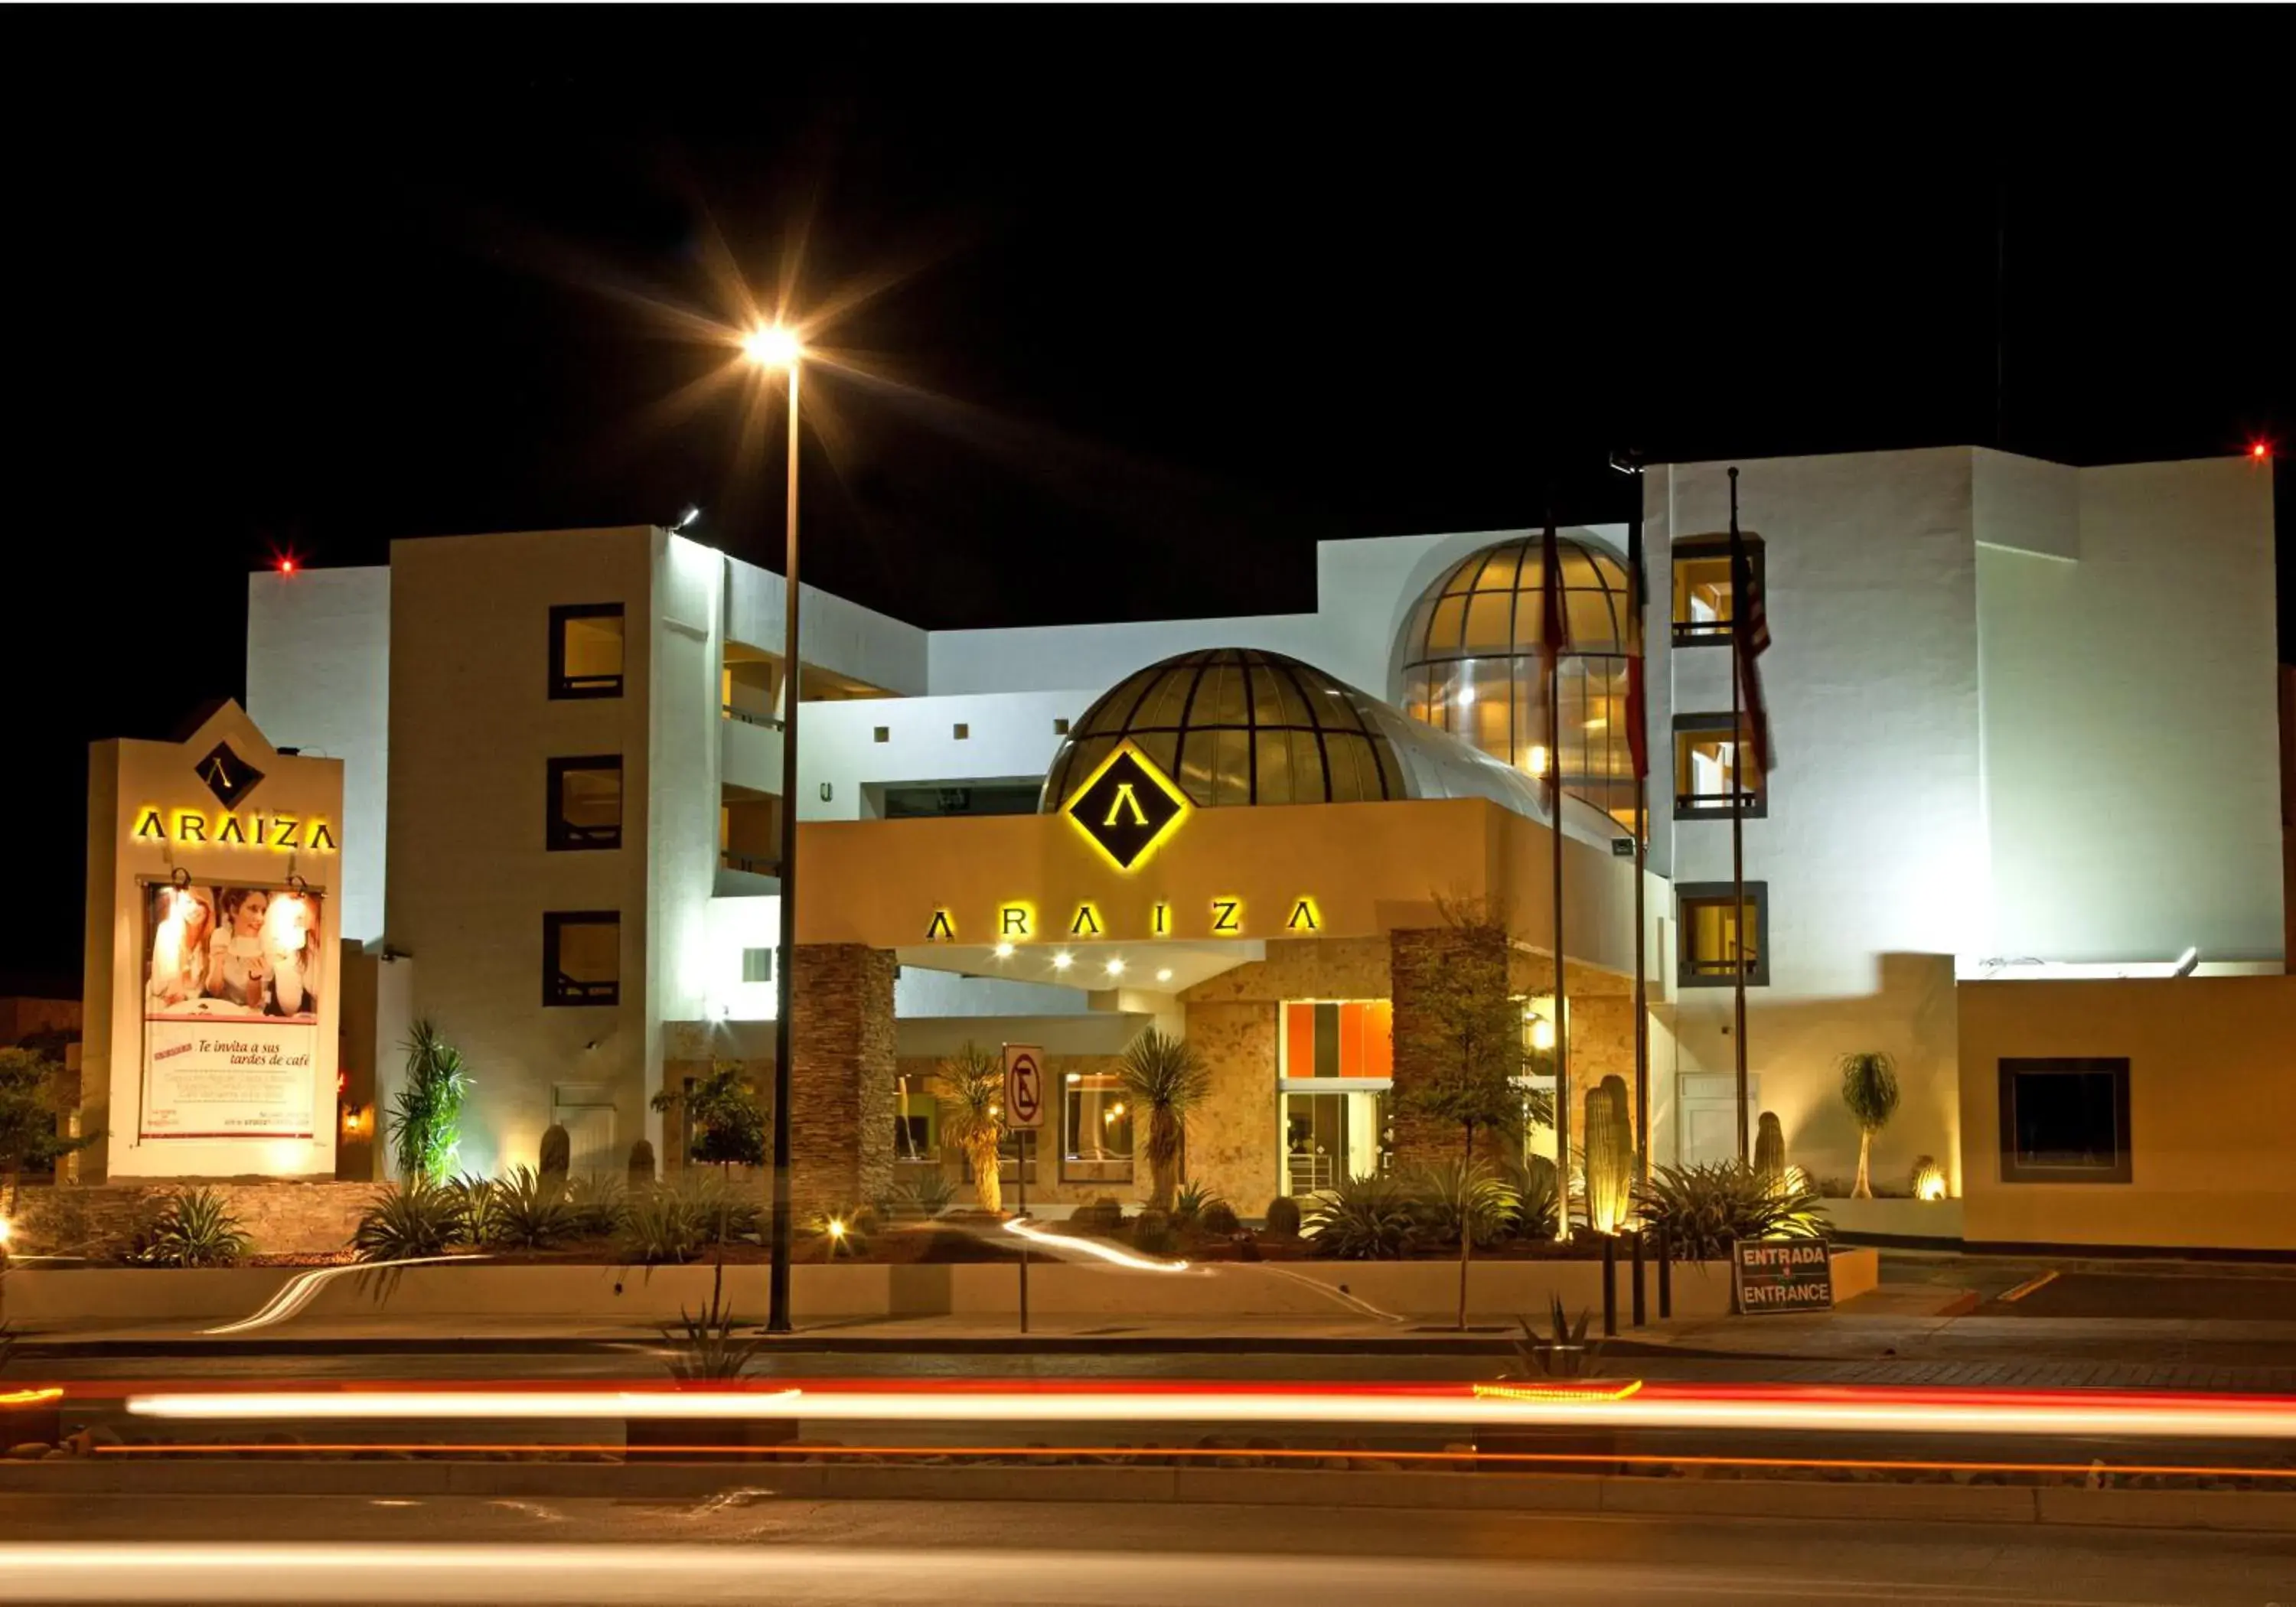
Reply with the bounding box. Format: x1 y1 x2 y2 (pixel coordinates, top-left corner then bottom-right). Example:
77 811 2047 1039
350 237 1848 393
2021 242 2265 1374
139 878 325 1140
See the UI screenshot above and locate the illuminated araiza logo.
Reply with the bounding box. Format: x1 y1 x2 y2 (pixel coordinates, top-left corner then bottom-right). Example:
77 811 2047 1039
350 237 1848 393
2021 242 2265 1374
195 742 264 810
1062 740 1191 872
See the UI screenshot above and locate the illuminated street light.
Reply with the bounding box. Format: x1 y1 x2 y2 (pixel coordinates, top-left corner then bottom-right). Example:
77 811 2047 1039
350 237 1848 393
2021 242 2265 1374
742 324 804 369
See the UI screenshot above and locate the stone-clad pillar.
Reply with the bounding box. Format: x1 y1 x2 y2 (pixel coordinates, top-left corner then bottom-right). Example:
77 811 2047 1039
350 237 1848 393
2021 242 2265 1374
1388 924 1514 1169
788 944 896 1214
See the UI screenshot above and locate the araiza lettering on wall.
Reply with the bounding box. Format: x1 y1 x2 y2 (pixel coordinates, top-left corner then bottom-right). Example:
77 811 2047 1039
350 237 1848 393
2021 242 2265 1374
132 809 338 852
922 895 1323 943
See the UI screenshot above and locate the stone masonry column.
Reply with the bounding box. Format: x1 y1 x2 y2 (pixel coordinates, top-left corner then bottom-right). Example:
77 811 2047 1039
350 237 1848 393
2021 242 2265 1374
788 944 897 1216
1388 923 1514 1169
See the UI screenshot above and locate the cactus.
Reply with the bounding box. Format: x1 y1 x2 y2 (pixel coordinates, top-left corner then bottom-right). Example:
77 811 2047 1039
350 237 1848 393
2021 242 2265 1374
1910 1155 1948 1201
540 1123 571 1188
627 1136 657 1191
1753 1111 1786 1188
1264 1195 1303 1237
1583 1075 1634 1234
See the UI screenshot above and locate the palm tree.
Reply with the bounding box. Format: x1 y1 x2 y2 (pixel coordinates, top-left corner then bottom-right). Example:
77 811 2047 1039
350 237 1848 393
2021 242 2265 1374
1839 1051 1900 1200
936 1042 1008 1214
388 1022 470 1182
1117 1029 1212 1213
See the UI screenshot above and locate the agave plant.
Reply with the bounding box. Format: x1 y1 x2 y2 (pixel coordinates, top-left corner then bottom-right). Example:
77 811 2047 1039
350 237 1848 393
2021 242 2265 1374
620 1187 707 1266
1509 1296 1603 1379
489 1165 572 1249
660 1260 762 1382
1117 1030 1212 1214
1302 1172 1417 1260
1403 1160 1518 1250
566 1173 625 1237
352 1178 463 1262
446 1171 502 1246
902 1172 957 1217
680 1170 762 1245
1170 1179 1228 1226
386 1021 469 1182
1633 1159 1826 1260
132 1187 253 1267
1502 1156 1560 1241
936 1042 1008 1214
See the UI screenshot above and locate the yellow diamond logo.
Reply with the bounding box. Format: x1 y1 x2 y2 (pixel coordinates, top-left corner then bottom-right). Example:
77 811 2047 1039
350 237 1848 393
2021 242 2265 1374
1062 741 1191 872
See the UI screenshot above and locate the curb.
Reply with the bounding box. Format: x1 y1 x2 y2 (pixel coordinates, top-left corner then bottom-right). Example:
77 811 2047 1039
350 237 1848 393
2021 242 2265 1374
2 1460 2291 1531
16 1334 1781 1361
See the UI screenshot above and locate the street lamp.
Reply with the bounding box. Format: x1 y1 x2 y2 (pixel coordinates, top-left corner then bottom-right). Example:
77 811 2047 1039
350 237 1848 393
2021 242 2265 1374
745 323 804 1334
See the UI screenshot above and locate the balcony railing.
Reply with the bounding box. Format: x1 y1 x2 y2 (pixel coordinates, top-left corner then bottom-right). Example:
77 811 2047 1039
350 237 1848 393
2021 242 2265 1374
721 703 783 730
719 849 779 876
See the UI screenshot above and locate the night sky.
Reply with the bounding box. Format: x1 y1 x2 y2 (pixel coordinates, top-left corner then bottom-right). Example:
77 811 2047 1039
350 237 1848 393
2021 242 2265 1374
6 15 2287 991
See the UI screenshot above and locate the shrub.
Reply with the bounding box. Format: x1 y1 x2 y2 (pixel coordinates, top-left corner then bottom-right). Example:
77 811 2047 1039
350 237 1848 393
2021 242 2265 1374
387 1022 469 1182
681 1172 762 1245
618 1188 706 1266
1171 1178 1219 1224
1401 1160 1518 1250
353 1179 463 1262
1198 1200 1241 1236
1634 1159 1826 1260
447 1172 502 1245
566 1173 624 1237
1303 1173 1416 1260
1503 1156 1559 1240
490 1165 573 1249
1910 1156 1948 1201
1262 1195 1303 1237
131 1187 253 1267
651 1062 767 1170
660 1260 760 1381
904 1172 957 1216
1132 1208 1176 1256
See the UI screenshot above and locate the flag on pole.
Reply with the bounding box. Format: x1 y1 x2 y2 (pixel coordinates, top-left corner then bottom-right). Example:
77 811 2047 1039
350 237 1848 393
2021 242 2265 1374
1624 510 1649 785
1730 497 1775 776
1539 517 1572 813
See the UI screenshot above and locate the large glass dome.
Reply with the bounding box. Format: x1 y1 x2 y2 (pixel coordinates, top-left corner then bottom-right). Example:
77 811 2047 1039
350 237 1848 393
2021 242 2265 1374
1392 535 1640 828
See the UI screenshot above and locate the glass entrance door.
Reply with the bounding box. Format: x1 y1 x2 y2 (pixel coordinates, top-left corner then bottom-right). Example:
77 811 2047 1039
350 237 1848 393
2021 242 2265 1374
1281 1088 1390 1196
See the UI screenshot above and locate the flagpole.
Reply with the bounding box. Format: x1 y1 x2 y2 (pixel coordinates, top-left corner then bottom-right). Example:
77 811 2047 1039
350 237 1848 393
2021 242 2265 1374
1544 513 1571 1241
1728 467 1750 1165
1627 469 1650 1186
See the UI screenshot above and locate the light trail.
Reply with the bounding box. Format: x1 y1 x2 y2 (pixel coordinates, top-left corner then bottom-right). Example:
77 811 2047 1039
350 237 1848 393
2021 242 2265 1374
204 1255 483 1336
1000 1216 1189 1272
120 1380 2296 1440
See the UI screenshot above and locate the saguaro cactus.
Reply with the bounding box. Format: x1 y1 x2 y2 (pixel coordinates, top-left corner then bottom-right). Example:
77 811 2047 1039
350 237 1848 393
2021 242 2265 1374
540 1123 571 1188
1583 1074 1634 1234
1753 1111 1786 1188
626 1137 657 1192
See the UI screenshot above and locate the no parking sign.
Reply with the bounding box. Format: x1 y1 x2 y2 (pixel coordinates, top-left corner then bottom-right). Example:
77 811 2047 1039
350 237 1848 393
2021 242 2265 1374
1003 1044 1045 1130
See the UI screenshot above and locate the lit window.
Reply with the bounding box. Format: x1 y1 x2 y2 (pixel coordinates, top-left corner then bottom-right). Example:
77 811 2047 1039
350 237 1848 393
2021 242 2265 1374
546 756 622 849
550 604 625 699
1676 882 1767 987
1671 535 1763 646
1998 1058 2131 1183
1672 716 1766 820
543 911 620 1006
740 947 775 984
1062 1071 1133 1182
1280 1000 1394 1079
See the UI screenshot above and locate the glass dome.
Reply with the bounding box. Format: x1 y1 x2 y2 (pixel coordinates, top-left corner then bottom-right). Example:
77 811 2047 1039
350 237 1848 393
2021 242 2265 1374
1392 535 1640 828
1042 648 1407 810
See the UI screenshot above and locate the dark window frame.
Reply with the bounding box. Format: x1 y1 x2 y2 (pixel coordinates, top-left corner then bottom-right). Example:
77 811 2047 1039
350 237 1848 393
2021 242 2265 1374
1671 534 1764 647
542 911 621 1007
1676 881 1769 988
1672 712 1768 820
1998 1057 2133 1184
549 603 627 699
546 755 624 850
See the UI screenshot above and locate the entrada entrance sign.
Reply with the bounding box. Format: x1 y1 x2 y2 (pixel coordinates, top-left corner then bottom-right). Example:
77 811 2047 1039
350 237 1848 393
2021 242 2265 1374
1731 1238 1835 1313
1062 741 1190 870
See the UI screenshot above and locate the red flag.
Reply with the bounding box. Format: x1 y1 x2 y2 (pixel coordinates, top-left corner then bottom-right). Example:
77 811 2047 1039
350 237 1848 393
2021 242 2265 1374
1730 517 1774 775
1539 519 1571 811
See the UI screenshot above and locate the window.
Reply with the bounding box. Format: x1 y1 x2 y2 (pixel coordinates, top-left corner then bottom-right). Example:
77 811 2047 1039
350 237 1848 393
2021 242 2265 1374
1677 882 1768 987
1998 1058 2131 1183
1053 717 1071 735
1062 1070 1133 1182
546 755 623 849
872 726 889 743
550 604 625 699
953 722 970 740
1671 535 1763 646
543 911 620 1006
740 947 775 984
960 1129 1039 1185
1279 1001 1394 1079
1672 715 1766 819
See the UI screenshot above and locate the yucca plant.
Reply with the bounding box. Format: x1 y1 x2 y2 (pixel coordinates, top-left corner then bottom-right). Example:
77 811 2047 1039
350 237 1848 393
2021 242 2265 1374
937 1042 1009 1214
132 1187 253 1267
660 1260 762 1382
1302 1172 1417 1260
447 1171 502 1246
620 1187 707 1266
1634 1159 1826 1260
1170 1178 1225 1226
1509 1296 1603 1379
1117 1029 1212 1214
489 1165 572 1249
1840 1051 1901 1199
566 1173 625 1237
352 1178 463 1262
1502 1156 1560 1241
387 1021 470 1182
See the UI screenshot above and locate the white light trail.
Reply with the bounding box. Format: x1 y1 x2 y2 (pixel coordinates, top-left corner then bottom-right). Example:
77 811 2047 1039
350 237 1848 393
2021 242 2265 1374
204 1256 482 1336
1000 1216 1189 1273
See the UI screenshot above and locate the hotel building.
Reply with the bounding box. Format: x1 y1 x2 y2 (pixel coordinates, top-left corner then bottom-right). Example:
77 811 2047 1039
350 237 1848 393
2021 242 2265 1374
238 444 2285 1244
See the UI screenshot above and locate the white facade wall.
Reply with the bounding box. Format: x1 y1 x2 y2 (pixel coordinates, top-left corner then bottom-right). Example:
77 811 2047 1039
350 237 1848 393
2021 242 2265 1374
797 690 1100 821
723 556 927 694
246 566 392 941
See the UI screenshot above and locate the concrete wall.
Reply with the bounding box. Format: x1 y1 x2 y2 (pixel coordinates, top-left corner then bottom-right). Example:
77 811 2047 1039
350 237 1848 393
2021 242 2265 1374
1958 974 2296 1250
246 566 392 942
797 689 1097 821
723 553 928 696
383 527 661 1180
1978 455 2280 964
5 1180 373 1259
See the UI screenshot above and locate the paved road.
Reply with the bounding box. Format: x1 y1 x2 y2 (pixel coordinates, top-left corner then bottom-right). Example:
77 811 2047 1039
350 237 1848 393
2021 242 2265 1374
0 1495 2290 1603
